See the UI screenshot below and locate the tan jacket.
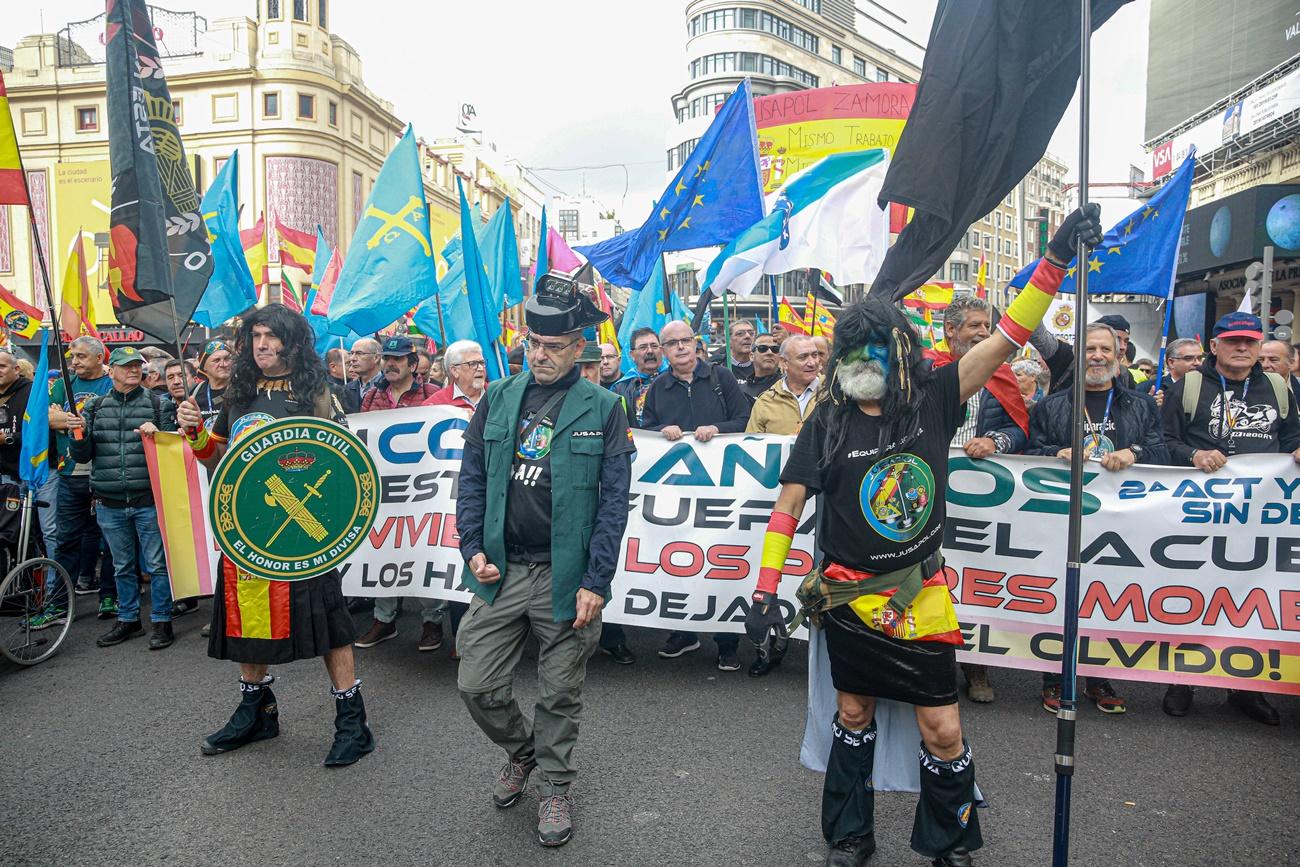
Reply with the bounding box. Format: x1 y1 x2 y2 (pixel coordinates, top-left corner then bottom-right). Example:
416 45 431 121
745 378 820 435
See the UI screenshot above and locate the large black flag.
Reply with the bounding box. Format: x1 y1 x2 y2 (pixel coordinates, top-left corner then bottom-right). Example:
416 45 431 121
105 0 211 341
871 0 1132 300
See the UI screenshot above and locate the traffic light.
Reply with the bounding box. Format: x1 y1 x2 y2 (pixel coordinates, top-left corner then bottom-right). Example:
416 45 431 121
1243 261 1265 298
1037 208 1050 257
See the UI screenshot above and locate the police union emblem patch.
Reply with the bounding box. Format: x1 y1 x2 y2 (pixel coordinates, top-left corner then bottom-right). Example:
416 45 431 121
209 418 378 581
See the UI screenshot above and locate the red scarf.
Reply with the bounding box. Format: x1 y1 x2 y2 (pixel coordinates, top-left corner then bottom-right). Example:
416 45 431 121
924 348 1029 436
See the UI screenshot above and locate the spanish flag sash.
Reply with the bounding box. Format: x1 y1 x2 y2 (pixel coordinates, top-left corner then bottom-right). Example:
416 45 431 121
222 558 290 640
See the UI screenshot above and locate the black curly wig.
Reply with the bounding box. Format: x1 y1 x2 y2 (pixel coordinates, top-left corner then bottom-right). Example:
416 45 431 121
816 293 931 467
227 303 328 413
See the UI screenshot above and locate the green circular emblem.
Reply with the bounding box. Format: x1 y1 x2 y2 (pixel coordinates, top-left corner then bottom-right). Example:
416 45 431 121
209 417 378 581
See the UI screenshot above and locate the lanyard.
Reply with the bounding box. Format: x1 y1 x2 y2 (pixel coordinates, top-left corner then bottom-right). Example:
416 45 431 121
1082 388 1114 453
1218 374 1248 434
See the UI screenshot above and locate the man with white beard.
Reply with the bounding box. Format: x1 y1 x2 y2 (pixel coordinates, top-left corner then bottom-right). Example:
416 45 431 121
1025 322 1168 716
742 205 1102 867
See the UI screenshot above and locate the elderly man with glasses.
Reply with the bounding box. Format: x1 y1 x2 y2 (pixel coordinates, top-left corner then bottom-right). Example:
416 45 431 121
611 327 663 426
426 340 488 412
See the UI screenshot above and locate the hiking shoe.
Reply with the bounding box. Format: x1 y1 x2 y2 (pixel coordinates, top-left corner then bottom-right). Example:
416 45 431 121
97 619 144 647
417 621 444 652
717 649 741 671
658 633 701 659
537 794 574 847
171 598 199 618
74 579 98 596
963 664 995 703
97 597 119 619
600 643 636 665
1042 684 1062 714
1162 685 1193 717
493 756 536 808
354 619 397 648
148 621 175 650
826 834 876 866
1084 679 1126 714
25 608 68 631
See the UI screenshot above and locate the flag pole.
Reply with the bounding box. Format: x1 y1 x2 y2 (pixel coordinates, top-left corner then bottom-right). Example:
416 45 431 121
768 274 778 332
722 288 731 367
1052 1 1092 864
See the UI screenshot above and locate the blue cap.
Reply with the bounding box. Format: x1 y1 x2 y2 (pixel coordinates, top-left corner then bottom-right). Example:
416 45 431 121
380 336 415 356
1212 311 1263 341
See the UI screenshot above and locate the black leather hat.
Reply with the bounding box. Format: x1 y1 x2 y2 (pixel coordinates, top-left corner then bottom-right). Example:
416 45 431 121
525 271 608 336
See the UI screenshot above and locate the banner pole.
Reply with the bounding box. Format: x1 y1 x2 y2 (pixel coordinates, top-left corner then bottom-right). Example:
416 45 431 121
1052 2 1092 865
722 288 731 368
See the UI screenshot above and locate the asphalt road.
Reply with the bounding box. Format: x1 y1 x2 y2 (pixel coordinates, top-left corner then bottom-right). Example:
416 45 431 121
3 596 1297 866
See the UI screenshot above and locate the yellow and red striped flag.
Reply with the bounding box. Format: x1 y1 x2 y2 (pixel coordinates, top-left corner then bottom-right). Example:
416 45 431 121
0 281 43 338
902 281 956 312
60 230 100 339
241 212 268 288
142 431 216 600
976 253 988 299
804 291 837 337
274 215 317 275
0 71 27 206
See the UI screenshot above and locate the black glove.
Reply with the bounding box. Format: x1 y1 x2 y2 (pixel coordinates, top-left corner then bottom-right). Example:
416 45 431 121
745 591 790 668
1047 202 1104 266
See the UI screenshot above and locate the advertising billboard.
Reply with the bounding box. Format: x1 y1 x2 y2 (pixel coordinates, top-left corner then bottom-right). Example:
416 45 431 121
1144 0 1300 142
1176 183 1300 276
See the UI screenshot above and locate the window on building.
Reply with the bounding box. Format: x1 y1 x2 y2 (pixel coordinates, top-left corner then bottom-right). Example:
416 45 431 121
293 0 308 21
950 263 969 282
853 56 866 77
558 209 580 240
690 52 817 87
792 0 820 11
983 236 991 250
876 69 889 83
327 100 338 127
75 106 98 132
297 93 315 119
172 99 183 125
267 0 281 18
667 137 701 171
1005 239 1014 256
831 45 841 65
262 92 280 118
971 230 981 247
995 212 1002 229
317 0 327 28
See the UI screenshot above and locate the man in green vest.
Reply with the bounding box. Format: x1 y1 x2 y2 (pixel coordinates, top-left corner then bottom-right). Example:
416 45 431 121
457 271 635 848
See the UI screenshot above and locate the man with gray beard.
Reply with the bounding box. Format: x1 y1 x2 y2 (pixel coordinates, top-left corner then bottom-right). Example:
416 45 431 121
1026 322 1168 716
743 205 1102 867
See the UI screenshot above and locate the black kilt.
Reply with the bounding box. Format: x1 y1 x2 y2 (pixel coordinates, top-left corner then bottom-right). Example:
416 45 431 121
207 556 355 665
823 605 959 706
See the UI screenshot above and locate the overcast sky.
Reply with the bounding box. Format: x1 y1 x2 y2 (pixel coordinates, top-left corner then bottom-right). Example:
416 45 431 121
6 1 1153 226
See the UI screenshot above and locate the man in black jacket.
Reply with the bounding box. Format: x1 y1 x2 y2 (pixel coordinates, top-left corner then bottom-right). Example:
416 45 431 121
69 347 178 650
641 319 750 670
1027 322 1169 716
1160 311 1300 726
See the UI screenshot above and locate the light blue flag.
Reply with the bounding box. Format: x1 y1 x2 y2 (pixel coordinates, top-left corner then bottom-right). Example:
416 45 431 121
457 179 504 380
193 151 257 327
615 258 675 373
413 205 491 345
19 329 51 488
483 198 523 308
304 229 362 355
535 206 549 287
328 125 438 336
755 314 767 335
1007 152 1196 298
577 79 764 288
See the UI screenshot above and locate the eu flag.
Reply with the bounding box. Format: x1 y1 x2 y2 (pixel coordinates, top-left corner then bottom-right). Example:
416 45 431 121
1008 152 1195 298
578 79 764 288
19 329 51 488
328 126 438 336
193 150 257 328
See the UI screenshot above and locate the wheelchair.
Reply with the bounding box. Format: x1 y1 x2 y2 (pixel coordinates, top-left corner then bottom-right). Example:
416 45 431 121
0 488 73 666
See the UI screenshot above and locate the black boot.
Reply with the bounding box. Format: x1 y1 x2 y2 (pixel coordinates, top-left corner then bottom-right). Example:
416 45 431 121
822 714 877 864
324 680 375 767
912 741 983 861
1227 690 1280 726
201 676 279 756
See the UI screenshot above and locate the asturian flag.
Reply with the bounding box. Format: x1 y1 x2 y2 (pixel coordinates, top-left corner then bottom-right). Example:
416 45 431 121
701 149 891 298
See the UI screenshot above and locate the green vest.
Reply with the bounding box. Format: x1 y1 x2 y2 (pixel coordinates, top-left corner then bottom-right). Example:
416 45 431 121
469 372 621 621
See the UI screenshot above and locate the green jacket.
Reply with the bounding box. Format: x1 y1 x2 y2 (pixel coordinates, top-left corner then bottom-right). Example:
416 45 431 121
468 372 620 621
68 386 176 507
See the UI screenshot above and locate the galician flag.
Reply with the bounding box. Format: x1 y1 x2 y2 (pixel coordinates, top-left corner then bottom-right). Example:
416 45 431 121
701 149 891 298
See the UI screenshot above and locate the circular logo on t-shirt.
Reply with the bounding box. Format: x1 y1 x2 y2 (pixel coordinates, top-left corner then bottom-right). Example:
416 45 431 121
860 453 936 543
516 415 554 460
231 412 275 443
1081 433 1115 460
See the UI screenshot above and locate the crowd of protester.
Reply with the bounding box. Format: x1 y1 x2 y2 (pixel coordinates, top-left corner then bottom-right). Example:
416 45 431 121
12 299 1300 726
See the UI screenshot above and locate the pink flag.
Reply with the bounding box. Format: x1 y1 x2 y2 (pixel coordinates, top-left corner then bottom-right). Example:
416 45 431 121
310 246 344 316
546 227 583 274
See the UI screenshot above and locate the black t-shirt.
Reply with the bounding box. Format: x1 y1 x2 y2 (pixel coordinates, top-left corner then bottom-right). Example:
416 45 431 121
1080 388 1119 459
742 372 781 402
781 363 963 573
465 368 634 552
0 379 32 478
192 380 228 430
212 376 345 443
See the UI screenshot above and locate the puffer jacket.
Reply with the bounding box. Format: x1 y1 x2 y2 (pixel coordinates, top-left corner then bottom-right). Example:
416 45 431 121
1026 378 1169 464
69 385 177 507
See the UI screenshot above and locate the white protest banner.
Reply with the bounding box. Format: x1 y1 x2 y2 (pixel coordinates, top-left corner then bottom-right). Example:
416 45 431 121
153 406 1300 695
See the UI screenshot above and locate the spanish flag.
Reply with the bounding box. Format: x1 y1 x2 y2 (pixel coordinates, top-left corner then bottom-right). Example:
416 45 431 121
0 71 27 206
142 431 215 600
241 212 268 289
274 215 317 275
777 297 808 335
0 281 44 338
976 253 988 299
60 230 100 340
902 281 955 312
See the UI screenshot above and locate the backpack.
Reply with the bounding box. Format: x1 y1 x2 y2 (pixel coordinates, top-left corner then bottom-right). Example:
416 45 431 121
1181 369 1291 421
